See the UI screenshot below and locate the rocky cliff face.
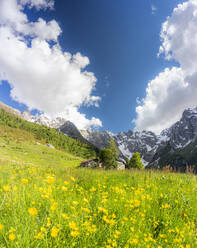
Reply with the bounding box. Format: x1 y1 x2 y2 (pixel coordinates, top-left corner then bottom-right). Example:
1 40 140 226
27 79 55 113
80 129 160 165
148 108 197 169
80 108 197 167
80 130 114 149
114 130 159 165
59 121 87 142
160 108 197 149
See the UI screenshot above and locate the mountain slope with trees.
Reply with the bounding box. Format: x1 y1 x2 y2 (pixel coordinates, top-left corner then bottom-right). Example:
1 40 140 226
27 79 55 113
0 109 98 159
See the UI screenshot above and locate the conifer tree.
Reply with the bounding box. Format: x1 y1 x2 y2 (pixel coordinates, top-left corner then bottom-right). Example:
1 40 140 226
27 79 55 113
108 138 119 159
128 152 143 169
100 148 117 169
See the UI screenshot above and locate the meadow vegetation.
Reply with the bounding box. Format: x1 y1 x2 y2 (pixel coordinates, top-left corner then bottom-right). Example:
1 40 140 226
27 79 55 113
0 111 197 247
0 125 82 168
0 109 98 159
0 162 197 248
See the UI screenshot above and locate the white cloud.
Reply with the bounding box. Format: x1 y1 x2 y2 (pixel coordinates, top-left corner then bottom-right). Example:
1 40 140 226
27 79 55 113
0 0 102 130
57 107 102 130
151 4 157 15
136 97 141 105
134 0 197 134
20 0 54 9
0 0 61 41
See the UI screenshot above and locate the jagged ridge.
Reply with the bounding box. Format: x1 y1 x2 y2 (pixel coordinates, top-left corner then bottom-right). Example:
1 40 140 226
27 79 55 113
1 101 197 169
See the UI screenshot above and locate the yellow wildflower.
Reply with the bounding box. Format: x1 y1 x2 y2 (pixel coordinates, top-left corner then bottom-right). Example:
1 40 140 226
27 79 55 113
28 207 38 216
50 202 58 211
51 226 59 238
69 222 78 230
81 207 90 213
83 198 88 203
72 201 79 206
3 185 11 192
9 233 16 241
62 186 68 191
90 187 96 192
22 178 28 184
0 224 4 231
46 176 55 184
62 213 69 219
40 227 46 233
34 232 43 239
47 218 51 227
70 231 79 237
70 176 75 182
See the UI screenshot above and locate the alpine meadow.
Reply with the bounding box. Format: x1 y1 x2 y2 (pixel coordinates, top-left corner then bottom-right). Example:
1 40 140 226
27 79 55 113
0 109 196 248
1 0 197 247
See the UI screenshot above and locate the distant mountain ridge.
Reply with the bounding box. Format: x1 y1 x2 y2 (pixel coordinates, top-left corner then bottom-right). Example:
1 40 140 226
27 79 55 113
1 101 197 170
79 107 197 169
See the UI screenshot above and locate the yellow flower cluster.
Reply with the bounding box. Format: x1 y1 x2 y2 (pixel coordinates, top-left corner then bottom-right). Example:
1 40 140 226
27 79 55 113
0 164 196 247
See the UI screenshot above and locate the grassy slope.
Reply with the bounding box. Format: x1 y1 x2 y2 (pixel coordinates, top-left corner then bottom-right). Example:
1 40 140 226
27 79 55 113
0 125 82 168
0 109 98 159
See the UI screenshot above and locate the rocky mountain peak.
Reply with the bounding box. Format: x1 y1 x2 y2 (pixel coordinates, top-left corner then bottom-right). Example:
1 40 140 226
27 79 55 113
59 121 86 142
2 100 197 169
80 130 113 149
159 107 197 149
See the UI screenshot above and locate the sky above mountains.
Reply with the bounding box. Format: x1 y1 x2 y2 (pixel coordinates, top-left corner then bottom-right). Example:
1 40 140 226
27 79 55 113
0 0 197 134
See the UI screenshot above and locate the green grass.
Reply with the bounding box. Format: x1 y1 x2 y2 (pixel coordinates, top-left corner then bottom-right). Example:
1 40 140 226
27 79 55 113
0 160 197 247
0 124 197 247
0 125 82 168
0 109 98 159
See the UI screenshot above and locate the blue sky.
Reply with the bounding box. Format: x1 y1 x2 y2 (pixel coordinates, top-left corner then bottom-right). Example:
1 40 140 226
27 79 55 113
1 0 196 134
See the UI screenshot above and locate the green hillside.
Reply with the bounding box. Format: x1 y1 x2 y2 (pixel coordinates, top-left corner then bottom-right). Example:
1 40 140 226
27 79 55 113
149 139 197 172
0 109 98 160
0 125 82 168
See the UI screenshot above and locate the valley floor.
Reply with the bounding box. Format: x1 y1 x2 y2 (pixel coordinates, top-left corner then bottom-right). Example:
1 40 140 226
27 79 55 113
0 161 197 247
0 125 197 247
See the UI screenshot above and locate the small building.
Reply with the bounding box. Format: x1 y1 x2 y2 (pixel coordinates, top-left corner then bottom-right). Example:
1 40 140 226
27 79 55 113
117 161 125 170
80 159 99 168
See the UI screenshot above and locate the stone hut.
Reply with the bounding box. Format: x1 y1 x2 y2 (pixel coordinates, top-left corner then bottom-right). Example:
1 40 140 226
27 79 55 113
80 159 99 168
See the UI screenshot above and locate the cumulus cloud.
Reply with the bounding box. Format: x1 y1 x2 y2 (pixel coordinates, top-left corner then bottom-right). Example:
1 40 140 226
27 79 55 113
20 0 54 9
57 107 102 130
0 0 102 129
134 0 197 134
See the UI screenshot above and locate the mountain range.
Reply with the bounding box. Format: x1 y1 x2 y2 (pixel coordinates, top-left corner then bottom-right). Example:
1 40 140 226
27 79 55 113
1 101 197 170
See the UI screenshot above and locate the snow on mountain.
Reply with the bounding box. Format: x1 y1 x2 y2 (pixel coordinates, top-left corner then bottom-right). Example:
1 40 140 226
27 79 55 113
2 101 197 168
159 107 197 149
80 130 114 149
80 107 197 166
79 129 160 165
21 110 66 129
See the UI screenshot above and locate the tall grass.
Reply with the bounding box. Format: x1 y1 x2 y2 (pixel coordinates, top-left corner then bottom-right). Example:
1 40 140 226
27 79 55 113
0 163 196 247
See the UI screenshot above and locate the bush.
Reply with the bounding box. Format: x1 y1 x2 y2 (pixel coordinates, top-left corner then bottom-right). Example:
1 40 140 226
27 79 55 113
99 148 117 169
